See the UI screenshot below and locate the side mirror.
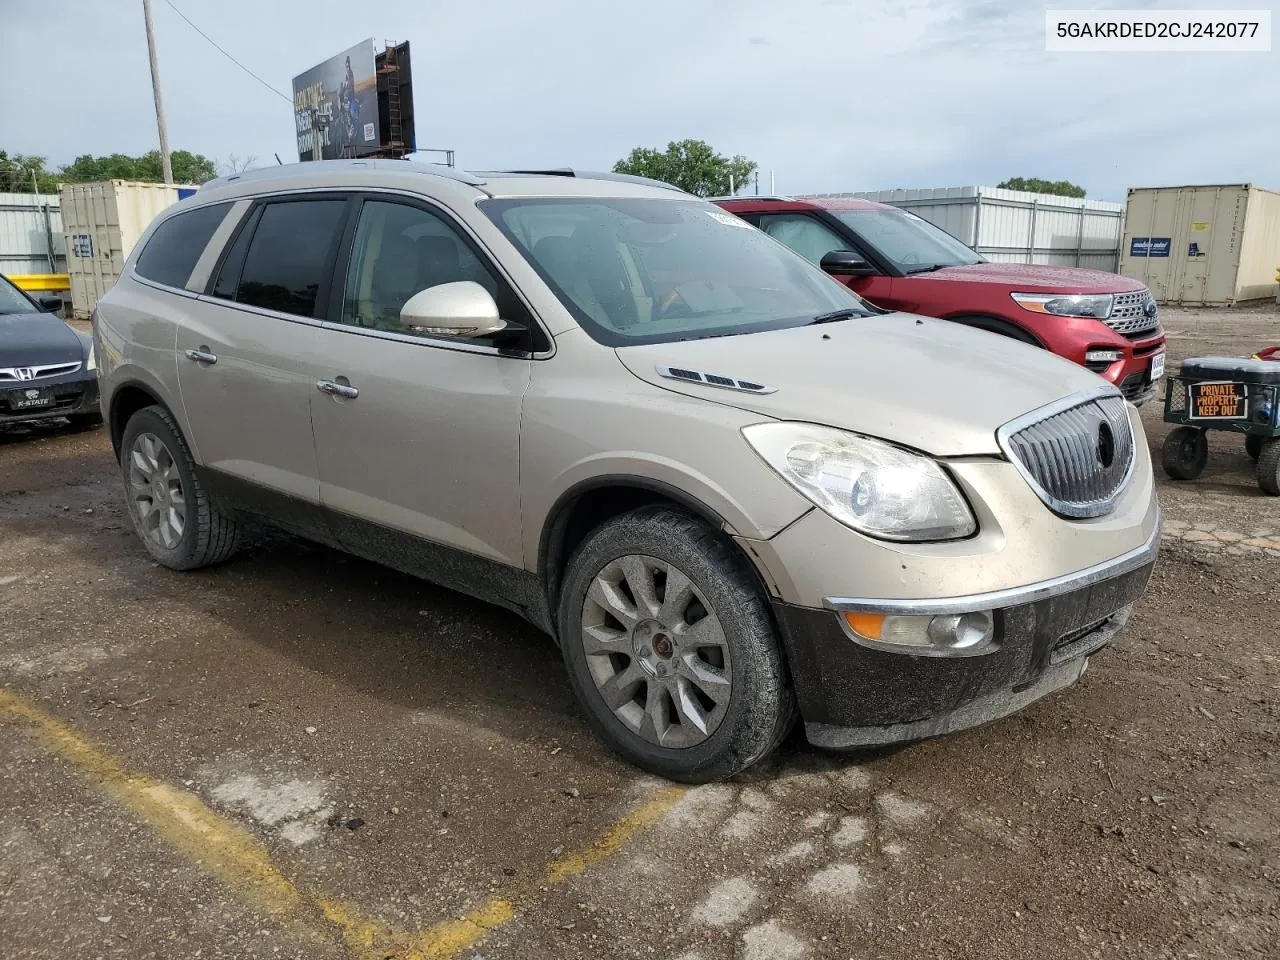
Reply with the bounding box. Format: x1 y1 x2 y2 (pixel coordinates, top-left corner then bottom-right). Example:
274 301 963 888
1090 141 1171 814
39 295 63 312
399 281 519 340
820 251 877 277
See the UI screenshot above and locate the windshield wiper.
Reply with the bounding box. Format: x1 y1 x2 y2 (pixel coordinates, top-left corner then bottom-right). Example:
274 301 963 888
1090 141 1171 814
904 263 954 275
809 307 862 324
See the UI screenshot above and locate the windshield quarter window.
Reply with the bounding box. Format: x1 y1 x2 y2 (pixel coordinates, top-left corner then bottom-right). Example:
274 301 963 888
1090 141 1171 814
481 197 871 347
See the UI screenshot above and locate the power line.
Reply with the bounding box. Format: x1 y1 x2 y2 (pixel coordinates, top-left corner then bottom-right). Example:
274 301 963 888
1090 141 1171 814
161 0 292 104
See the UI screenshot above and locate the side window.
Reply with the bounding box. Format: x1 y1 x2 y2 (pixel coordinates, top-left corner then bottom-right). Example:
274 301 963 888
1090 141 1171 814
234 200 347 317
757 214 849 265
340 200 517 340
134 202 232 288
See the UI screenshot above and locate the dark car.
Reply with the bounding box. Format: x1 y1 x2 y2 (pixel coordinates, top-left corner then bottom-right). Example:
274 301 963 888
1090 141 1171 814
0 275 101 428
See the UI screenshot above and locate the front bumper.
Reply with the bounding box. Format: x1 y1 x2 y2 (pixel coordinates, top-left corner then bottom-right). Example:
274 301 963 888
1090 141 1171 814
772 526 1158 748
0 374 99 424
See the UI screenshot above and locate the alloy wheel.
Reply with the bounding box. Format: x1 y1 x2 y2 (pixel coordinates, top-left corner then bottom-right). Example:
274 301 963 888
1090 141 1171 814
127 432 187 550
580 554 732 749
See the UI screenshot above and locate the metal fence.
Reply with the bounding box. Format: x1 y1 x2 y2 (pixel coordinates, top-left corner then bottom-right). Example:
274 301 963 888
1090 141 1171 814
804 185 1125 272
0 192 64 276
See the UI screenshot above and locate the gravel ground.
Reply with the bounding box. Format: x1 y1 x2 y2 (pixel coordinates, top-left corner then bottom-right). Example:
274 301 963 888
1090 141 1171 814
1 306 1277 959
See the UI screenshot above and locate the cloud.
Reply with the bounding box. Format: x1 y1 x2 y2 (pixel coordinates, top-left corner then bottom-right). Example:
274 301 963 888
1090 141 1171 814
0 0 1274 202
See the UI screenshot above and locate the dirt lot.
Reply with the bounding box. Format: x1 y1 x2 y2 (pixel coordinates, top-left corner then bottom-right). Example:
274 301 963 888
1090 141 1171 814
1 307 1277 960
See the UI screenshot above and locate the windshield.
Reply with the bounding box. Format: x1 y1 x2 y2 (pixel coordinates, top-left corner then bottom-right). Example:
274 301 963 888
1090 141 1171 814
832 209 983 273
482 198 873 346
0 276 36 315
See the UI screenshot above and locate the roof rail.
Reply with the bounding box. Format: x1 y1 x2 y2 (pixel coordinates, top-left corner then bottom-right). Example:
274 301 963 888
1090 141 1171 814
706 195 796 203
493 168 686 193
202 158 487 191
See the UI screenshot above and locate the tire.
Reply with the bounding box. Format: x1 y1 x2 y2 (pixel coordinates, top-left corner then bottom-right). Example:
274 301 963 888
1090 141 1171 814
1257 439 1280 496
1161 426 1208 481
68 411 104 430
1245 435 1263 462
119 404 241 569
557 505 795 783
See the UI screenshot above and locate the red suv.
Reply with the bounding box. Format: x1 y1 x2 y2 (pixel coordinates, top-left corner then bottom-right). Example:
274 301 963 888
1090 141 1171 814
715 196 1166 404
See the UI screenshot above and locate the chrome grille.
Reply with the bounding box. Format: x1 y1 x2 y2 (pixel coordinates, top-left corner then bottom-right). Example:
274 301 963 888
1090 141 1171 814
0 361 82 382
998 391 1135 519
1105 290 1160 340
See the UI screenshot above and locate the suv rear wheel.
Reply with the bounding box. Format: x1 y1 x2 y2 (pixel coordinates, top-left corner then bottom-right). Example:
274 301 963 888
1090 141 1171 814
120 405 241 569
557 506 795 782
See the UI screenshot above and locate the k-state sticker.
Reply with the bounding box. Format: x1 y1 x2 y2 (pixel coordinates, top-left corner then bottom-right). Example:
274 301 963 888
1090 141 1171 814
706 210 752 228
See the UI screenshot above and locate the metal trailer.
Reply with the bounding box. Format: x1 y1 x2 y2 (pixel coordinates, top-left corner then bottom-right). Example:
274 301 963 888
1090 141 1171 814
803 185 1124 271
0 191 64 277
1119 183 1280 306
59 180 197 319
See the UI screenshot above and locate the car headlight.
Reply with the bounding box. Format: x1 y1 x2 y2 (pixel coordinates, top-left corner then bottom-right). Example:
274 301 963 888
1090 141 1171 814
743 423 977 541
1011 292 1113 319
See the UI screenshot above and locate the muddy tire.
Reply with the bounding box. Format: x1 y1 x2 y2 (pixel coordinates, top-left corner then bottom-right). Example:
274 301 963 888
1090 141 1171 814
120 405 241 570
1162 426 1208 481
1257 438 1280 496
557 505 795 783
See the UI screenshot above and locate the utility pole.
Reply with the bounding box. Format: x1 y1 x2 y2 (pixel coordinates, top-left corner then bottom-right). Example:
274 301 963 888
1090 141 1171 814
142 0 173 184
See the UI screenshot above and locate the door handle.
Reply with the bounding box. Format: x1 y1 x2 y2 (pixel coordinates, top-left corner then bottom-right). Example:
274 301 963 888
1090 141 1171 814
184 347 217 365
317 378 359 400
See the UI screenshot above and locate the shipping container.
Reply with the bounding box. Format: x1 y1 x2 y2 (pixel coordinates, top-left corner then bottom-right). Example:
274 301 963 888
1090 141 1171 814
0 191 65 276
1118 184 1280 306
59 180 197 318
804 185 1125 271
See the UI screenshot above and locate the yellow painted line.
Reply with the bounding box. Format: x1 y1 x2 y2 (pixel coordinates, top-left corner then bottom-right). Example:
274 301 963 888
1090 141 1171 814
7 273 70 292
0 686 686 960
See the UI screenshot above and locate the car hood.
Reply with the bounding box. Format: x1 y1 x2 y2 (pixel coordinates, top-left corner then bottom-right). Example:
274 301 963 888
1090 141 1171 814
0 311 85 367
614 313 1108 456
919 262 1146 294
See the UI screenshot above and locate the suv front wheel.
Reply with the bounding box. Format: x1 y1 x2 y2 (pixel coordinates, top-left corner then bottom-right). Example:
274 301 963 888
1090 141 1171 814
557 506 795 782
120 405 241 570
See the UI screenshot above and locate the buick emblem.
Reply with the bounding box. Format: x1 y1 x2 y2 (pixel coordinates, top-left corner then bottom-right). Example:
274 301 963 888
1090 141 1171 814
1097 420 1116 468
14 367 35 381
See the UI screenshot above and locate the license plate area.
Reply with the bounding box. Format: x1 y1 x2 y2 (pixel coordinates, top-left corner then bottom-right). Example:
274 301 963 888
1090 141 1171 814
1150 351 1166 381
6 388 54 410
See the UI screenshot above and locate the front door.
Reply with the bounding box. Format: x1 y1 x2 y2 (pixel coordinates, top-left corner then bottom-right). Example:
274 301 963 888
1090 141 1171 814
176 197 350 511
308 197 532 571
754 212 898 307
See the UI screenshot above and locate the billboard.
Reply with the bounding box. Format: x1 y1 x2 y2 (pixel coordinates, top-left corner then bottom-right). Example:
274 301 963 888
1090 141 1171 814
292 39 380 161
375 41 416 157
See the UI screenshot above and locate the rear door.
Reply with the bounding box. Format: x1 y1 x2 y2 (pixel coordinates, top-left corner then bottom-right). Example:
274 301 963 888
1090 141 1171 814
307 195 535 570
176 195 350 517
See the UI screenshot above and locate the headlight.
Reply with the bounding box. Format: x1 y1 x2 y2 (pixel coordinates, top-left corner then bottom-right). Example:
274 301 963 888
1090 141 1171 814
743 423 977 541
1011 292 1113 319
86 341 97 371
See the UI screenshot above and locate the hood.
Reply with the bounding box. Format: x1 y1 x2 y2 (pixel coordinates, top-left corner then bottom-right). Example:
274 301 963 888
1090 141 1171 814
0 312 85 368
920 262 1146 294
615 314 1107 456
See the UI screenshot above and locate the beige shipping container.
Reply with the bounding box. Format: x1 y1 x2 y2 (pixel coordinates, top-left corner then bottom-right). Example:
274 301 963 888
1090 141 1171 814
1118 183 1280 306
60 180 197 318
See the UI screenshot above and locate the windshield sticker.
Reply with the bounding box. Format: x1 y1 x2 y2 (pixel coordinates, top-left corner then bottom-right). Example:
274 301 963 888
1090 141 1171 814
706 210 753 229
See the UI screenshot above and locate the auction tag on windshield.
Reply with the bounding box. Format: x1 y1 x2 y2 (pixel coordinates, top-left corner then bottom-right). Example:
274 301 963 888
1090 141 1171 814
1189 380 1247 419
706 210 753 229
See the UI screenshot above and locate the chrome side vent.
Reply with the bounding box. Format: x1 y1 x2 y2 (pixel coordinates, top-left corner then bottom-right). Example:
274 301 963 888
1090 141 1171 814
655 365 777 395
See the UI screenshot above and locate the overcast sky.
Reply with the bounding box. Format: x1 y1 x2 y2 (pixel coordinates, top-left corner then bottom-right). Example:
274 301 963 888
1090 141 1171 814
1 0 1274 201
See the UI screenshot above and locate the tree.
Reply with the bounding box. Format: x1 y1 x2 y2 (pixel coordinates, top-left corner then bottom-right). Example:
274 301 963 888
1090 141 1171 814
217 153 259 177
1 148 221 192
613 139 757 197
997 177 1086 198
0 151 61 193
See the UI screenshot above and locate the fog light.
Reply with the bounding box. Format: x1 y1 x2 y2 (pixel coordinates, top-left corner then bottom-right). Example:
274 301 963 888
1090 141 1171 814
842 610 996 656
1085 349 1123 364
